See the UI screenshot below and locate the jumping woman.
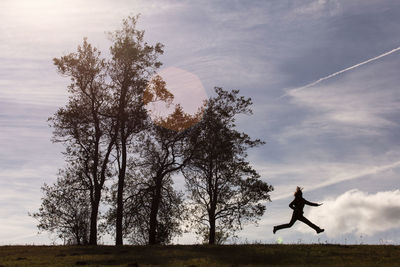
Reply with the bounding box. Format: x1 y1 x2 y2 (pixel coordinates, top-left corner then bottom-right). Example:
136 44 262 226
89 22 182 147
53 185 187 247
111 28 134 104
273 186 324 234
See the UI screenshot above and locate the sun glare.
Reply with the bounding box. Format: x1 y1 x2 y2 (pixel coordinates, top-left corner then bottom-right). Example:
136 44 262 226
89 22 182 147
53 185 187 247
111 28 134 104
3 0 87 30
145 67 208 130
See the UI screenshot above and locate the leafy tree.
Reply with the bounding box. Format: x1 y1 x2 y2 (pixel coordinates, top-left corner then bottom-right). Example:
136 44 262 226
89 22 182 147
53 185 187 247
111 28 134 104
51 38 115 245
104 171 184 245
102 104 201 245
50 16 168 245
107 15 165 245
31 168 90 245
134 106 202 244
183 87 274 244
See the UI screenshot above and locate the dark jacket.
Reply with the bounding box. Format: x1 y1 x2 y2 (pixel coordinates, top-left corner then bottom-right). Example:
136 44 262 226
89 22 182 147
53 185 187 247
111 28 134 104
289 197 318 216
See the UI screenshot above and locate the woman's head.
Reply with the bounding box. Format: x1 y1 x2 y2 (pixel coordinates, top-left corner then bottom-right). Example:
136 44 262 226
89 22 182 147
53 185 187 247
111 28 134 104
294 186 303 198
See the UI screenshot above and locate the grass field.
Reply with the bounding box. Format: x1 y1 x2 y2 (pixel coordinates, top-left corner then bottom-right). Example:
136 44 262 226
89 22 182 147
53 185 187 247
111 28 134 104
0 244 399 266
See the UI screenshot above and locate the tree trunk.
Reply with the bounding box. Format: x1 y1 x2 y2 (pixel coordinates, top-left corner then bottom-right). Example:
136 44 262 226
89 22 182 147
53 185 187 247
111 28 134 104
208 206 216 245
148 176 163 245
115 84 128 246
89 191 101 245
75 232 81 245
115 136 127 245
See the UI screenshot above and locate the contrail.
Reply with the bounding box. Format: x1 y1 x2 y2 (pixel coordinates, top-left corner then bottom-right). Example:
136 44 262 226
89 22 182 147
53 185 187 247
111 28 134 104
279 46 400 98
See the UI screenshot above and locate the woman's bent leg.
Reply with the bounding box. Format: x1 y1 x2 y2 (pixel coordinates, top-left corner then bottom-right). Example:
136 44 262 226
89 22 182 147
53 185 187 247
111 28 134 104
274 214 297 232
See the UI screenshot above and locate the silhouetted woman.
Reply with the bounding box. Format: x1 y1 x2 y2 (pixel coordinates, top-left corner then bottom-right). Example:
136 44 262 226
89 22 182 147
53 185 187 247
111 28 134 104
273 187 324 234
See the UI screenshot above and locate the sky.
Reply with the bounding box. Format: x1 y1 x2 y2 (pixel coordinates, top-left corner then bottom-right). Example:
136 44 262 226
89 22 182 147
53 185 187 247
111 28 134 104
1 0 400 245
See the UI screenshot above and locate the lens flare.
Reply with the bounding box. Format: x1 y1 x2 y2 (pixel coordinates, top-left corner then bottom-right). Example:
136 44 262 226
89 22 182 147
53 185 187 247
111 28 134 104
145 66 207 131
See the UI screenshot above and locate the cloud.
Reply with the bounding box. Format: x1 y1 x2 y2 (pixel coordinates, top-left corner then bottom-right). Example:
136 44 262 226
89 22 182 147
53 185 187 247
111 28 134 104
301 189 400 237
1 0 400 245
288 0 342 19
259 158 400 201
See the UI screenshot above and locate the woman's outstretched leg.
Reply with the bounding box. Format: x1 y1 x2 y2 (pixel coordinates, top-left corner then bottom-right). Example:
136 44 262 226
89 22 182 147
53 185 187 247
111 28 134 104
273 215 297 234
298 215 324 233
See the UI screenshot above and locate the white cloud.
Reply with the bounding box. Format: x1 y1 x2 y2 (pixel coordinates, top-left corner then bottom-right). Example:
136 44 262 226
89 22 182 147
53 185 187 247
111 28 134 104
301 189 400 237
287 0 342 20
0 0 399 245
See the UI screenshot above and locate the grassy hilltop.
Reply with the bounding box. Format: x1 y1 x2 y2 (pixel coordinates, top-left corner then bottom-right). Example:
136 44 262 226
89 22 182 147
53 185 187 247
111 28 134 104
0 244 399 266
